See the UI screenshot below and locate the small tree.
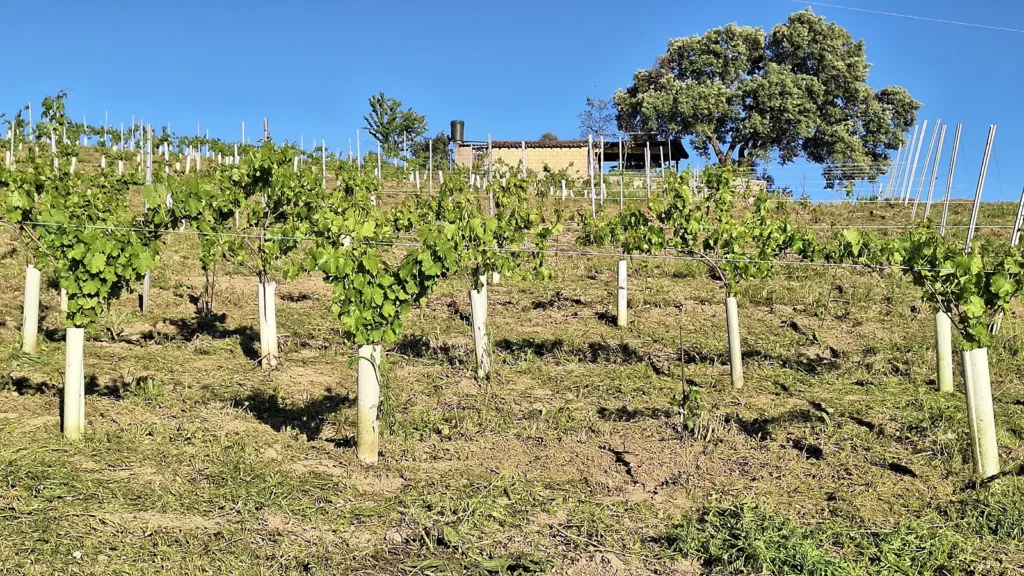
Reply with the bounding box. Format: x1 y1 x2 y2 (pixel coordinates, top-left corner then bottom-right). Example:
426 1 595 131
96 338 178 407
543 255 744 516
410 131 451 172
539 132 559 142
578 98 616 139
156 175 246 317
220 141 323 369
363 92 427 159
308 177 489 462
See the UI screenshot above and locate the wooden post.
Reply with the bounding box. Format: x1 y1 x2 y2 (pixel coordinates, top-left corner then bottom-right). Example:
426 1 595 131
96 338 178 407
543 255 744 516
488 168 494 216
521 140 526 179
322 139 327 189
377 141 382 181
487 134 493 185
939 124 963 236
599 136 605 204
645 142 651 197
429 139 433 194
588 135 595 216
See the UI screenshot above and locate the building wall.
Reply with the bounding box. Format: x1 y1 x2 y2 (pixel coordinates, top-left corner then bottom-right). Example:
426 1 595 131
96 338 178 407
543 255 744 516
455 145 590 177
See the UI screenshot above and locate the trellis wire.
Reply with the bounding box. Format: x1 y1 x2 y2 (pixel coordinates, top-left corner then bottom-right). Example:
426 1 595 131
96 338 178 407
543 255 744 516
6 220 1005 275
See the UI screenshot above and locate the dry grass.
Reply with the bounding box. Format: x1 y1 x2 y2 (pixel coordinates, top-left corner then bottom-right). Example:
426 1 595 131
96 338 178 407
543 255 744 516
1 197 1024 575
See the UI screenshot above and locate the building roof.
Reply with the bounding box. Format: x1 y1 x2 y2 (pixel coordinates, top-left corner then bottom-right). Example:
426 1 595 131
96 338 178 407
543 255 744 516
487 140 589 149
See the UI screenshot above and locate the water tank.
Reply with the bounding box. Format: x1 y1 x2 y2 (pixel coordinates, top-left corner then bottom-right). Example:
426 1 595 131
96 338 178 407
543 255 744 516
451 120 465 143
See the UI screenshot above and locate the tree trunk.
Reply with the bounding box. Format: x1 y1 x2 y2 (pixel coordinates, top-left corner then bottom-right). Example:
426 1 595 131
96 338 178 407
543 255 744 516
201 264 216 316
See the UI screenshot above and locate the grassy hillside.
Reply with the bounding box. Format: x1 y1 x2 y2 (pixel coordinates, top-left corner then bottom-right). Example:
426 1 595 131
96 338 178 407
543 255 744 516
1 195 1023 575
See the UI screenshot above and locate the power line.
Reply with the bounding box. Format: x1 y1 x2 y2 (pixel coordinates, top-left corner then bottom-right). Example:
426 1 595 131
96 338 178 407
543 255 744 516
788 1 1024 34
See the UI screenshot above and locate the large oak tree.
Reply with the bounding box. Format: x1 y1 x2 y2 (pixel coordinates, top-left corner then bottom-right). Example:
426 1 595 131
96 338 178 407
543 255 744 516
614 10 920 189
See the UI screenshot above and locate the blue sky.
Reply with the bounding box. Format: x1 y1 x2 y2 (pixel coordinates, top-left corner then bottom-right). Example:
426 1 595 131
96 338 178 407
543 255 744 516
3 0 1023 201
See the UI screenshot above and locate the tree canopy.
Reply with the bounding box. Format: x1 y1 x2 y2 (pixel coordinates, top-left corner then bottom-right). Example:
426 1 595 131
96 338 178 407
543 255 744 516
539 132 559 141
613 9 920 189
363 92 428 159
